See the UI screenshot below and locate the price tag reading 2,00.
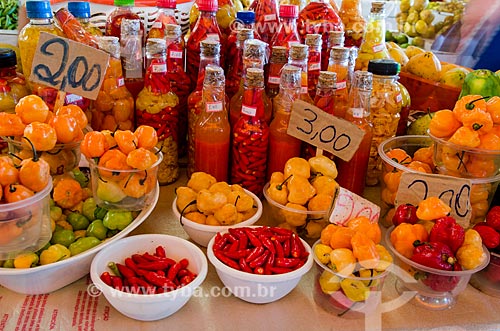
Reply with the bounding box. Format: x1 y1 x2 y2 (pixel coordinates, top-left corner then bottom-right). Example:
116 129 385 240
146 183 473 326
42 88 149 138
395 172 472 228
30 32 110 100
287 100 365 161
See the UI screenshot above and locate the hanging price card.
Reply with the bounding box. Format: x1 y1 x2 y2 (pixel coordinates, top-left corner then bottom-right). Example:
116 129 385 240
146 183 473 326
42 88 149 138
328 187 381 226
288 100 365 161
30 32 110 100
395 172 472 228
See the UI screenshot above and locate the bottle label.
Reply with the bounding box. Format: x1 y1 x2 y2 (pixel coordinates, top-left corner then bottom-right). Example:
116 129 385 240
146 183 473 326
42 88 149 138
264 14 276 22
65 93 83 104
242 104 257 117
268 76 280 84
206 34 220 42
301 86 308 94
396 93 402 103
308 62 321 71
152 21 163 29
351 107 364 118
372 43 385 53
117 77 125 87
335 80 347 90
152 64 167 73
169 50 183 59
206 101 223 112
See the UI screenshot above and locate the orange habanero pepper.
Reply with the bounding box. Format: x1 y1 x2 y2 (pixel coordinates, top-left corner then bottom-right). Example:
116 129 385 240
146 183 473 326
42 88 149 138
390 223 428 259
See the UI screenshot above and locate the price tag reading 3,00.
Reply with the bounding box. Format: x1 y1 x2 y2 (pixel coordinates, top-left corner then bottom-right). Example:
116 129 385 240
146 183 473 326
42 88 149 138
30 32 110 100
287 100 365 161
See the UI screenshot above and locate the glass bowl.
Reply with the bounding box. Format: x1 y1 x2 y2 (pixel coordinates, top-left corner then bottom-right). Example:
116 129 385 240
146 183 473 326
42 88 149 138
385 227 490 310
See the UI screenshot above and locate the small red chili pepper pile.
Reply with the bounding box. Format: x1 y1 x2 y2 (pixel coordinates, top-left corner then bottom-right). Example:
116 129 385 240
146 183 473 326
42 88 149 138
212 226 309 275
99 245 197 295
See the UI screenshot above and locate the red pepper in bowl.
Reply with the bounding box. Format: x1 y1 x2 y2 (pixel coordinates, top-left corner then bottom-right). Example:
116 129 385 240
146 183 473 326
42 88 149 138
411 241 457 271
429 216 465 254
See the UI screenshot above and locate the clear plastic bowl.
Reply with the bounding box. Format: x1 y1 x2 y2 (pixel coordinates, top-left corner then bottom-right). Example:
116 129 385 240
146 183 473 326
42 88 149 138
470 251 500 298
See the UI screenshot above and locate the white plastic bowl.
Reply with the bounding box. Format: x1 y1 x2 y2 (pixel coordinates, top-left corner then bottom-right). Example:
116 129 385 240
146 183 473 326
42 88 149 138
172 188 263 247
90 234 208 321
206 226 313 304
0 185 159 295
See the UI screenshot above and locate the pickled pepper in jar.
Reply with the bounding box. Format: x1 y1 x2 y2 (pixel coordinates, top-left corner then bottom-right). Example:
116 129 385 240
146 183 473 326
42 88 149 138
322 30 344 71
147 0 177 40
355 2 390 71
231 68 269 196
265 46 287 100
249 0 280 45
305 34 322 99
136 38 180 185
288 43 314 105
54 7 99 48
68 1 104 37
90 36 135 131
189 0 236 41
328 46 350 119
0 49 29 113
269 5 300 52
225 28 254 101
267 64 302 179
338 0 366 48
194 65 231 182
365 59 402 186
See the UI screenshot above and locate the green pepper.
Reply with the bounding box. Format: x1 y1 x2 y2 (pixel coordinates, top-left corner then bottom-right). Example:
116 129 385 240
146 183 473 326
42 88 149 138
94 206 108 220
2 259 15 268
67 212 90 231
40 244 71 265
50 205 63 221
51 229 76 247
69 237 101 256
103 210 133 231
107 229 120 238
82 198 97 221
86 220 107 240
72 168 89 188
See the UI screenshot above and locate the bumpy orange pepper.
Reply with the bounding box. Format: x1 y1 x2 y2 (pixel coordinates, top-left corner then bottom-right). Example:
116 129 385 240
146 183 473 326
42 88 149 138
412 146 434 168
478 132 500 150
461 109 493 135
383 170 402 193
80 131 109 159
330 226 356 250
416 196 451 221
390 223 429 258
347 216 381 244
453 95 488 122
320 224 339 245
351 231 380 269
406 160 433 173
384 148 412 173
486 96 500 124
428 109 462 138
448 126 481 148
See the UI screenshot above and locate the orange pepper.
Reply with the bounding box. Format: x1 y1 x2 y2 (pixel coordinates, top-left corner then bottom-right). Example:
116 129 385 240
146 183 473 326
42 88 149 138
486 96 500 124
381 187 397 205
453 94 488 122
390 223 429 259
383 170 402 192
0 221 23 245
440 146 469 175
52 177 83 209
416 196 451 221
428 109 462 138
465 156 496 178
460 109 493 134
478 132 500 150
412 146 434 168
98 149 131 180
384 148 412 172
320 224 339 245
351 231 380 269
347 216 382 244
330 226 356 250
406 160 433 173
448 126 481 148
80 131 109 159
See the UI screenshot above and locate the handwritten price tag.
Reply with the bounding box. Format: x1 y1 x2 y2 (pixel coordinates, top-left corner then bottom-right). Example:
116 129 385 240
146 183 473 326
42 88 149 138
288 100 365 161
30 32 110 100
395 172 472 228
329 187 380 226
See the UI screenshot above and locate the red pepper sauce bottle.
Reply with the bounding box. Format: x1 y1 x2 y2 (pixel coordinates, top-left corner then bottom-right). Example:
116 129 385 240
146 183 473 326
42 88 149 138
338 0 366 48
265 46 287 101
328 46 350 119
322 30 344 71
187 40 221 177
336 71 373 195
267 64 302 179
91 36 135 131
297 0 343 70
186 0 225 92
269 5 300 53
194 65 231 182
229 39 271 127
165 24 191 158
136 38 180 185
231 68 269 196
305 34 322 99
225 28 254 101
288 43 314 105
147 0 177 40
249 0 280 45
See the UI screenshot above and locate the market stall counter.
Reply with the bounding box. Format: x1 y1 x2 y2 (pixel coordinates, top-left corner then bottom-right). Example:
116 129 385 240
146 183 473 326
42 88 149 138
0 171 499 331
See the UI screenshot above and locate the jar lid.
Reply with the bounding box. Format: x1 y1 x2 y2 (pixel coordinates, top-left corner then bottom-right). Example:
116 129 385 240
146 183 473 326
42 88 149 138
198 0 218 12
305 34 322 48
289 43 308 61
328 30 345 46
146 38 166 55
157 0 176 9
114 0 135 6
68 2 91 18
165 24 181 38
245 68 264 87
236 11 255 24
237 28 254 42
0 48 17 68
317 71 336 89
204 64 225 87
279 4 298 18
200 39 221 57
26 1 53 19
367 59 400 76
329 46 350 61
270 46 287 63
280 64 301 87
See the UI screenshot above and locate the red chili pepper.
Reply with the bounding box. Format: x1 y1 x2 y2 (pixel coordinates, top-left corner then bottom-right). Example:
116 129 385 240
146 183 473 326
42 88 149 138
136 260 175 271
131 253 150 265
271 227 294 236
214 249 241 270
275 257 301 268
213 232 227 250
239 257 253 273
223 233 238 243
144 271 177 290
291 234 303 258
111 275 123 290
246 246 265 263
239 231 249 250
227 240 240 253
116 263 136 279
222 249 252 260
254 266 265 275
273 239 285 258
249 251 269 268
100 271 112 287
259 235 276 255
167 258 189 281
269 266 293 274
264 252 275 275
155 245 166 258
245 228 262 247
180 275 195 287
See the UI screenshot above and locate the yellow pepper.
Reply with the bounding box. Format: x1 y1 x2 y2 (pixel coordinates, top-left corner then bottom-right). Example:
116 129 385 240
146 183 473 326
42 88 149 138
284 157 311 179
416 197 451 221
14 252 39 268
448 126 481 148
314 243 333 264
329 248 356 277
390 223 429 259
456 230 487 270
287 175 316 205
40 244 71 265
375 244 393 272
308 155 338 179
428 109 462 138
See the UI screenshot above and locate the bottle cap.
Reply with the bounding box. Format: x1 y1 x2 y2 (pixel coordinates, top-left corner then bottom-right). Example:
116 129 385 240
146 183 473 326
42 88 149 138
68 1 91 18
204 64 225 87
198 0 218 12
270 46 287 63
97 36 120 57
158 0 177 8
237 28 254 42
317 71 336 89
114 0 135 6
26 1 53 19
200 39 221 57
236 11 255 24
165 24 182 38
146 38 166 56
245 68 264 87
367 59 400 76
289 43 308 61
352 71 373 90
243 39 268 63
279 4 298 18
329 46 350 62
280 64 301 87
0 48 17 68
305 34 322 48
370 1 385 14
328 30 345 47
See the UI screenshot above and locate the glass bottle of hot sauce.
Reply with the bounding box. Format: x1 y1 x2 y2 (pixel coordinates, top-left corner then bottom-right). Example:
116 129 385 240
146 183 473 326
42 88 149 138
187 40 221 177
194 65 230 182
305 34 322 99
249 0 280 45
146 0 177 40
338 0 366 48
336 71 373 196
68 1 103 37
328 46 350 119
269 5 300 53
225 28 254 101
231 68 269 196
267 64 302 180
322 30 344 71
265 46 287 101
288 43 314 105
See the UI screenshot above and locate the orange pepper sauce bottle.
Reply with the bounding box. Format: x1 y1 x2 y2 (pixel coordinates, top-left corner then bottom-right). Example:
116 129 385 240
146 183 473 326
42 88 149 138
338 0 366 48
322 30 344 71
336 71 373 195
225 29 254 101
265 46 287 101
328 46 350 119
305 34 322 99
194 65 231 182
267 64 302 180
231 68 269 196
249 0 280 45
146 0 177 40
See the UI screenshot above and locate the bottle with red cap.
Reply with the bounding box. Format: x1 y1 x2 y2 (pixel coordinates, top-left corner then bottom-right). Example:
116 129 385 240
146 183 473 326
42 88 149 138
269 5 300 52
186 0 225 92
147 0 177 40
249 0 280 45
